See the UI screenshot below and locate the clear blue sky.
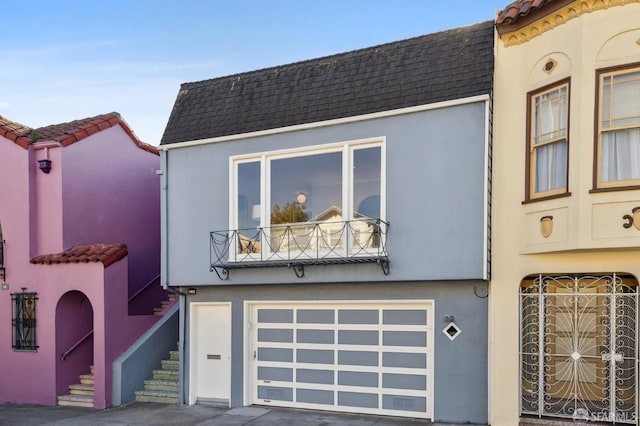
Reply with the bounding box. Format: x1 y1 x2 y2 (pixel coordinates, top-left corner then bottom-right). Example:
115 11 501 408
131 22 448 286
1 1 507 145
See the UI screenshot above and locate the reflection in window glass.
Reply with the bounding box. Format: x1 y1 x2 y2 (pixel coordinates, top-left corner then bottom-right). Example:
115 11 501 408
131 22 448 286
237 162 260 230
353 147 381 219
270 152 342 225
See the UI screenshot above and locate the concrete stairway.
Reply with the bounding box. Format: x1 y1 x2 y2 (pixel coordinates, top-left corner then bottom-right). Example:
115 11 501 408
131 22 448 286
153 293 177 316
57 365 94 407
134 348 179 403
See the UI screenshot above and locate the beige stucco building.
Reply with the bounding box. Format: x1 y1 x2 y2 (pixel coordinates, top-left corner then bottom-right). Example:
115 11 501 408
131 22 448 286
491 0 640 424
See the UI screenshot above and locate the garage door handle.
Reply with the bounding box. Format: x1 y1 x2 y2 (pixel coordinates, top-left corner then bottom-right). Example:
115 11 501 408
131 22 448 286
207 354 221 360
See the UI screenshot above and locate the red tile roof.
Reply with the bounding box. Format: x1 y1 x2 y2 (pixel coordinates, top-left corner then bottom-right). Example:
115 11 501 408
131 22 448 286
35 112 159 155
0 116 33 148
496 0 566 26
1 112 158 155
31 243 128 268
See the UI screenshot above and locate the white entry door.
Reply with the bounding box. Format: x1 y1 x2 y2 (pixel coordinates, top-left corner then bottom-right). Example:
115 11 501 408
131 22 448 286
190 303 231 404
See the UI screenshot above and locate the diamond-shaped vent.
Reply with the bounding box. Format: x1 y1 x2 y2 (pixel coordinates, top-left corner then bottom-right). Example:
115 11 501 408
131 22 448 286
443 322 461 341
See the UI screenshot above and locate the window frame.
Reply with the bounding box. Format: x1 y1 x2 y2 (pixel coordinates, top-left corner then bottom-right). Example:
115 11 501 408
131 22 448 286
229 137 386 259
525 78 571 202
593 62 640 191
11 291 38 351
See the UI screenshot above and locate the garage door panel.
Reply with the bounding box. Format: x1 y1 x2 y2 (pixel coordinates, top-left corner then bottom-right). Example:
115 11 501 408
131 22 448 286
383 309 427 325
297 388 334 405
258 309 293 323
297 309 334 323
383 352 427 368
383 330 427 346
257 348 292 362
338 350 378 366
338 309 379 324
297 368 334 384
383 394 427 412
252 302 433 419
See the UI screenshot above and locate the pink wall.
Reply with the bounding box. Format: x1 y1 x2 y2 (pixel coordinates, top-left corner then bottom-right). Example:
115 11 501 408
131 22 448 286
61 126 161 311
0 124 161 408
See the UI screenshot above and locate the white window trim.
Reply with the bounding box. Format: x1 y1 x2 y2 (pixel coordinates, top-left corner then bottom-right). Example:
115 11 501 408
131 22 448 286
229 137 386 260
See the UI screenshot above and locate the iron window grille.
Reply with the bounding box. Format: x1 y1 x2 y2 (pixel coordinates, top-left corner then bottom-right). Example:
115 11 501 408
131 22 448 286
12 290 38 351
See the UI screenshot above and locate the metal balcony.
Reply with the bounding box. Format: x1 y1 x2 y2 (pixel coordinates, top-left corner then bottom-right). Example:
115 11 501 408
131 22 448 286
210 218 389 279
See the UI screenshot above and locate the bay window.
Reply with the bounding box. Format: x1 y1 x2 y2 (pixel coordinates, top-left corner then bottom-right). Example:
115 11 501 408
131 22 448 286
526 80 570 200
596 64 640 189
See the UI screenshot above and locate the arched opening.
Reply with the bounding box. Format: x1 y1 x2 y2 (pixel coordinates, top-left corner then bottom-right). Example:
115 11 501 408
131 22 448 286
520 273 638 423
55 291 94 398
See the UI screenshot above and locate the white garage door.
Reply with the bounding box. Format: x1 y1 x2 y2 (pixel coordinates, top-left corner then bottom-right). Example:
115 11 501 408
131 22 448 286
249 302 433 419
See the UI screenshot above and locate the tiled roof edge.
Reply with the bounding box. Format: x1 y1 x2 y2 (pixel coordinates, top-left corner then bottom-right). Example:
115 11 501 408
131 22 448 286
30 243 128 267
50 112 159 155
0 116 33 149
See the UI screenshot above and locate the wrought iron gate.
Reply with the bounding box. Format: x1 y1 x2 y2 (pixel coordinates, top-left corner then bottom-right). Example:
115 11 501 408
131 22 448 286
520 274 638 423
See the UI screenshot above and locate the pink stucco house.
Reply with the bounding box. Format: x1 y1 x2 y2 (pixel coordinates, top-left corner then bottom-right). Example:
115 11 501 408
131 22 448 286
0 112 167 409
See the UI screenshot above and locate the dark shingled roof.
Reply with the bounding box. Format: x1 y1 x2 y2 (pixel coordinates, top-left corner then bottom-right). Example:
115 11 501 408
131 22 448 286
160 20 495 146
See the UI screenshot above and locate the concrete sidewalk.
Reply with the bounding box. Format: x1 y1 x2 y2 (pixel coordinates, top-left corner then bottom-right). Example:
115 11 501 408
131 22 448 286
0 402 451 425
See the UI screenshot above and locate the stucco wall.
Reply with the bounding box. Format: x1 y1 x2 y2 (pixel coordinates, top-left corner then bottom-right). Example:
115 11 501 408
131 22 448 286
62 126 161 303
181 280 489 424
163 100 489 286
491 3 640 424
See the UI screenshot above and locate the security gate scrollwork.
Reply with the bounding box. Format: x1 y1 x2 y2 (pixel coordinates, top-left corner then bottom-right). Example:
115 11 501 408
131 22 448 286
520 274 638 423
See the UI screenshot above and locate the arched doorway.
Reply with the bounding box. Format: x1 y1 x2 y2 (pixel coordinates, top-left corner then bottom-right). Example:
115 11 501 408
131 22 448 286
55 291 94 398
520 273 638 423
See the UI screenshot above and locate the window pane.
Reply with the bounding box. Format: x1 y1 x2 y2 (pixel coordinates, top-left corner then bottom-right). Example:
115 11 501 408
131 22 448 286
238 162 261 229
353 147 381 219
535 140 567 193
270 152 342 224
608 71 640 128
601 128 640 182
534 87 567 145
237 161 261 254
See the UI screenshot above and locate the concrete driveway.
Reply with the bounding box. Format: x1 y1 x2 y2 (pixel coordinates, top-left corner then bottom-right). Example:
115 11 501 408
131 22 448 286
0 402 465 425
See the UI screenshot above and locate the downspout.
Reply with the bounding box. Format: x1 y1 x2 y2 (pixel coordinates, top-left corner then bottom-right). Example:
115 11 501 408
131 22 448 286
159 150 169 289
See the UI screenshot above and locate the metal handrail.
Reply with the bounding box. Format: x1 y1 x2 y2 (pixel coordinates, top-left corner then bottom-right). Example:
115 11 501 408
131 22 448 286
210 218 389 279
127 274 161 303
60 329 93 361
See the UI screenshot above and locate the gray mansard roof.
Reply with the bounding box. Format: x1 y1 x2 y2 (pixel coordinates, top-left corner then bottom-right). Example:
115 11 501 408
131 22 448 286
160 20 494 146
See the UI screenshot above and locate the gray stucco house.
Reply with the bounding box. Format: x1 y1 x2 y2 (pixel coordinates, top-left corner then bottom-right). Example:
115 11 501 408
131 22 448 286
159 20 493 424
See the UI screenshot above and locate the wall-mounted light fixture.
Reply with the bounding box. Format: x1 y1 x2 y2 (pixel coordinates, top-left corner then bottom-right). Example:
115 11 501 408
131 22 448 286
38 159 52 174
296 192 307 204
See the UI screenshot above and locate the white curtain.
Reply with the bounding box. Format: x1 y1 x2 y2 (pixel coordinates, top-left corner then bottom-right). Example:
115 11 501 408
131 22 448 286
601 128 640 182
536 140 567 192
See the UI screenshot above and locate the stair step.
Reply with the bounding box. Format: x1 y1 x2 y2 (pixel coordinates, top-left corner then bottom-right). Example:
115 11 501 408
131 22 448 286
153 307 163 315
79 374 94 385
153 369 179 381
57 394 94 408
161 300 170 307
161 359 179 371
169 350 180 361
144 379 179 392
69 384 94 396
135 390 179 404
168 294 176 301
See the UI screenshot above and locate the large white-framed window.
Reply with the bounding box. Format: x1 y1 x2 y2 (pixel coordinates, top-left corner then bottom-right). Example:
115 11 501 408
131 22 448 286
596 64 640 189
526 79 570 201
230 137 385 259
